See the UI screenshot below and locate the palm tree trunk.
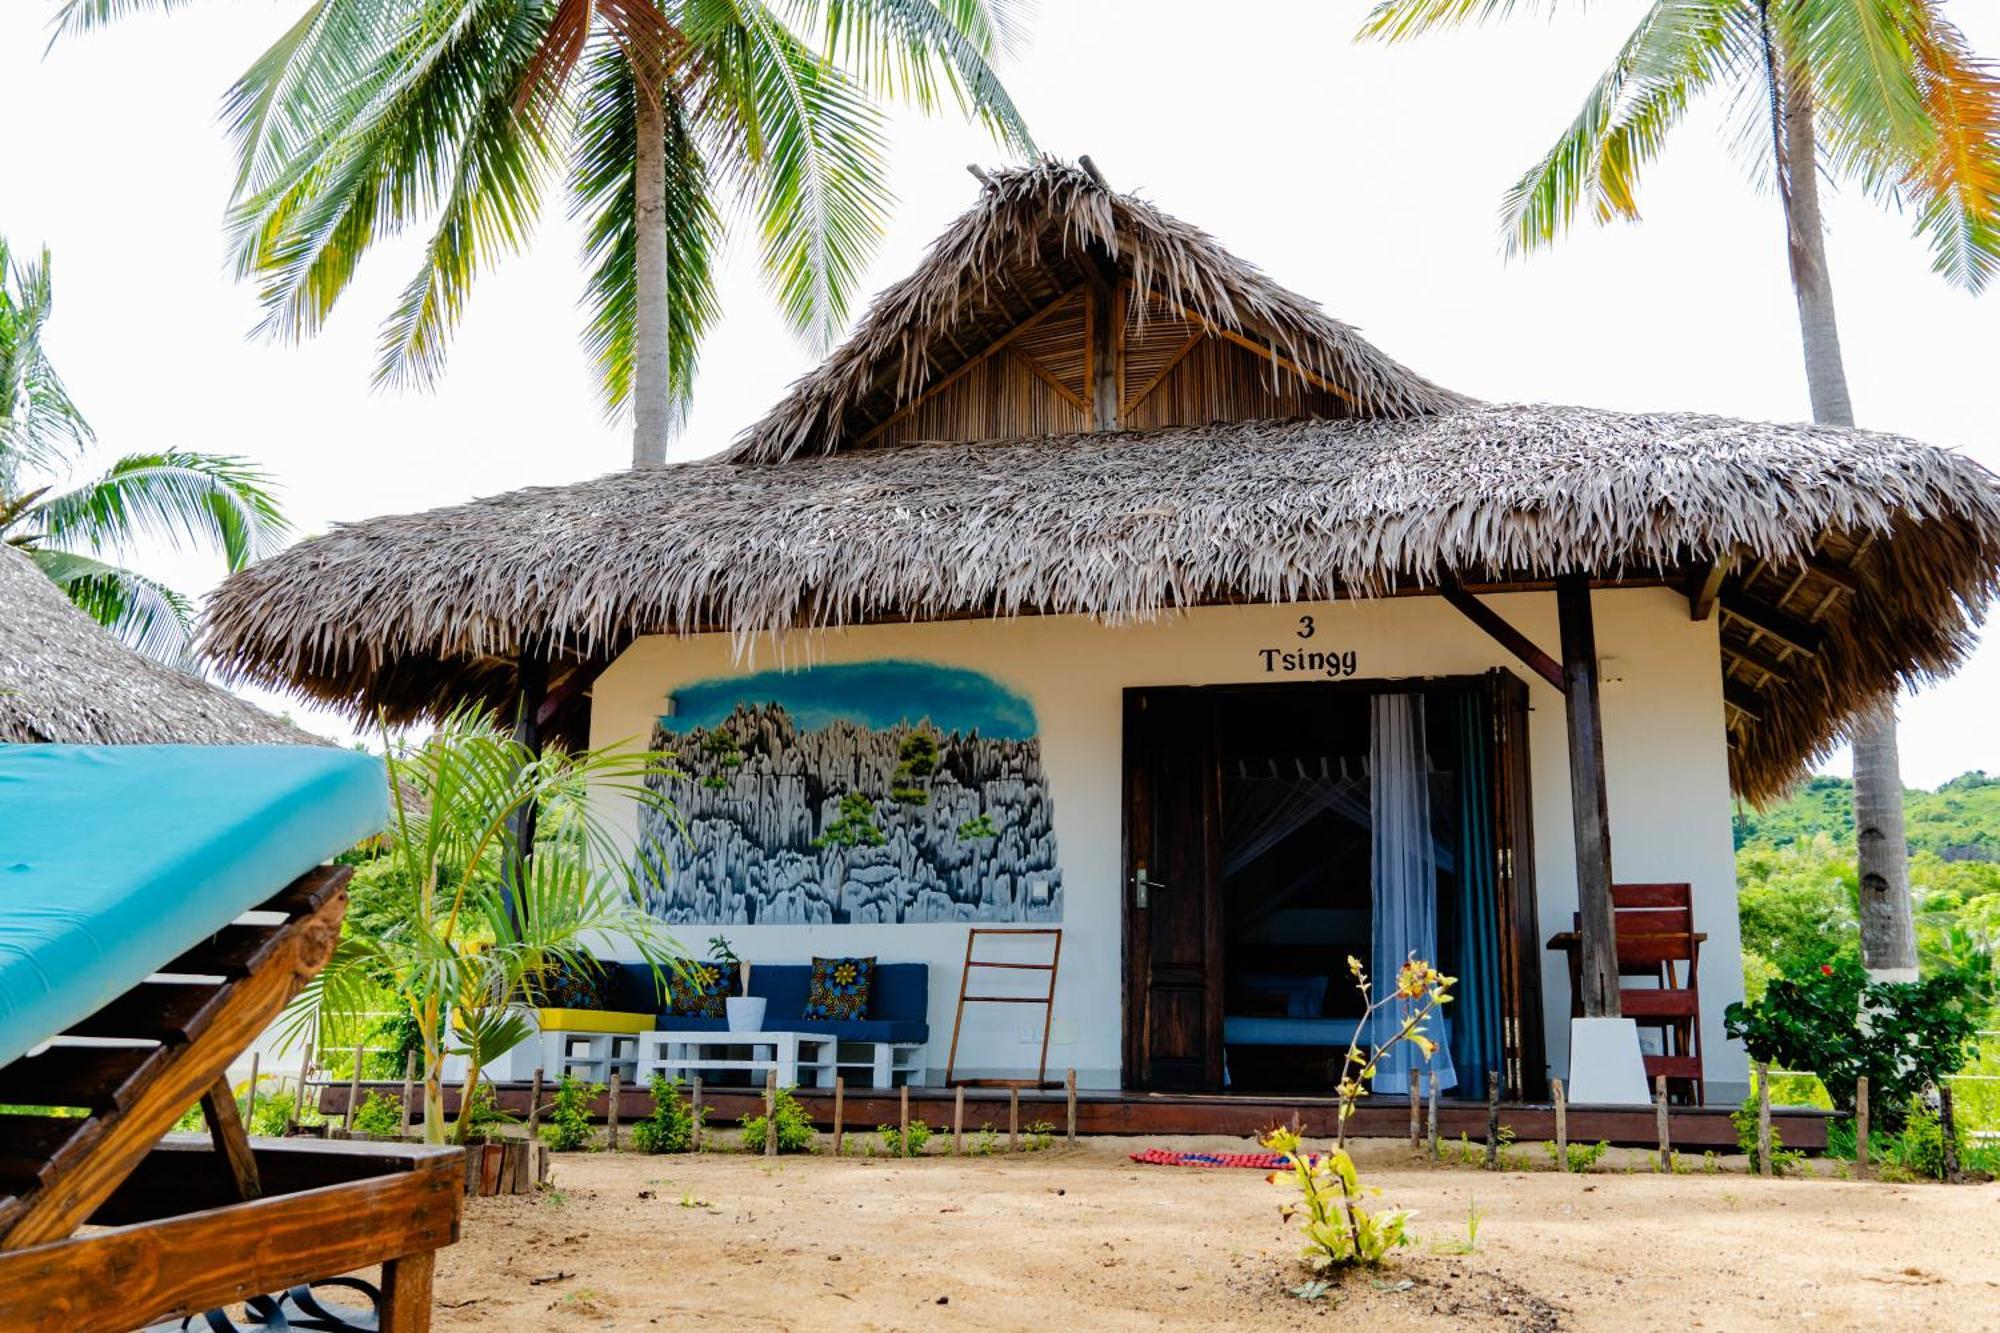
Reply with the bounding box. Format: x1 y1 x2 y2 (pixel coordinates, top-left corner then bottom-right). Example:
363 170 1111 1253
1777 67 1918 980
630 58 671 469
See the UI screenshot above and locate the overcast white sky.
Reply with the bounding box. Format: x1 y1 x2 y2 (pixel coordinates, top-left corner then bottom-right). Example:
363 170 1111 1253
4 2 1996 785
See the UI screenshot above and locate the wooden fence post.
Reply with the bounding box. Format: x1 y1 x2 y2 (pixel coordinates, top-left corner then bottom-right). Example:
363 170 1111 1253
527 1067 545 1140
1065 1069 1078 1148
1939 1083 1961 1184
1009 1087 1021 1152
343 1041 365 1132
1426 1068 1439 1159
606 1071 621 1152
1853 1076 1869 1180
1552 1077 1568 1172
1655 1075 1671 1172
1408 1069 1421 1148
690 1075 703 1152
294 1037 314 1130
898 1085 912 1158
398 1050 416 1138
953 1086 965 1155
1483 1071 1500 1170
1755 1061 1773 1178
764 1069 778 1158
829 1077 843 1156
244 1052 260 1134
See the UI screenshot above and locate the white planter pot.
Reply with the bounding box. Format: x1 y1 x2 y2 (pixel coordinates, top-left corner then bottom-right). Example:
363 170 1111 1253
726 996 767 1033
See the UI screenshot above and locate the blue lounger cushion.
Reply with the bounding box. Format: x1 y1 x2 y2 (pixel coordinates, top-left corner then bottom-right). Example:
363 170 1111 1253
1222 1015 1363 1047
601 960 931 1044
0 745 388 1069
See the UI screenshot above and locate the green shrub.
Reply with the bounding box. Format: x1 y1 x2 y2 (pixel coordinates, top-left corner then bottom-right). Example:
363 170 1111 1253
542 1074 602 1152
1732 1097 1804 1176
1724 956 1993 1127
1021 1119 1056 1152
251 1088 300 1136
739 1085 815 1154
460 1079 511 1142
632 1075 704 1154
875 1119 932 1155
351 1090 404 1137
1543 1139 1609 1172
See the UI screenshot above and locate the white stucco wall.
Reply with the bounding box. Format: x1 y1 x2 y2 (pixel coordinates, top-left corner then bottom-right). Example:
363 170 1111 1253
588 588 1751 1100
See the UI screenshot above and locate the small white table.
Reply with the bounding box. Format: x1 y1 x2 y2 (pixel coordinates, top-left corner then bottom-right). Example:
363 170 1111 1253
638 1030 839 1089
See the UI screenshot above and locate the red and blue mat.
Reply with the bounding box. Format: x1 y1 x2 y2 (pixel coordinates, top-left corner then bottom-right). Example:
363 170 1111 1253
1128 1147 1320 1170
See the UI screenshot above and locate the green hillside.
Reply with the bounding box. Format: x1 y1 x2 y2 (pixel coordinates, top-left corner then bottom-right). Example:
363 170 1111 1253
1735 771 2000 862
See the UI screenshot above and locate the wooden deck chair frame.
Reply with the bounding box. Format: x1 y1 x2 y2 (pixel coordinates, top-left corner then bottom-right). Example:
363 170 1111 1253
0 865 461 1332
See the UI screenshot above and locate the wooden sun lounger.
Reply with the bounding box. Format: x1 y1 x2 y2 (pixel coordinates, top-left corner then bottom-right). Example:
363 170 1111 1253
0 865 460 1332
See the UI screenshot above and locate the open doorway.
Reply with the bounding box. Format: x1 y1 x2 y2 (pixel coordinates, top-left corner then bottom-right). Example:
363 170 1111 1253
1122 673 1543 1098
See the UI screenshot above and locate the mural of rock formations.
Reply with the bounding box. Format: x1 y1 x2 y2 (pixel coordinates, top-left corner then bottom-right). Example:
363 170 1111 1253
636 661 1062 925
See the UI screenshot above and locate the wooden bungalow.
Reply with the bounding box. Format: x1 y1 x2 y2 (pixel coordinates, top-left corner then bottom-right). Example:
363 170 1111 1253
204 160 2000 1114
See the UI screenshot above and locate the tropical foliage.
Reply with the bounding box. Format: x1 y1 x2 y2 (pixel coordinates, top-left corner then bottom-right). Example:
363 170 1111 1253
1357 0 2000 289
0 237 288 663
282 708 686 1144
57 0 1036 463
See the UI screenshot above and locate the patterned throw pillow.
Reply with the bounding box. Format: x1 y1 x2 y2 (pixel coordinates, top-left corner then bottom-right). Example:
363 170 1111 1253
669 960 738 1019
804 956 875 1021
528 958 604 1011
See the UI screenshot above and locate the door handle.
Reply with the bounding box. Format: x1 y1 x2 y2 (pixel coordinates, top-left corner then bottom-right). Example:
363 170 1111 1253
1134 866 1165 909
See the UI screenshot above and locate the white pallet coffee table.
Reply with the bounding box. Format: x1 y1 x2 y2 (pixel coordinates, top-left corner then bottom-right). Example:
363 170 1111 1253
638 1030 839 1089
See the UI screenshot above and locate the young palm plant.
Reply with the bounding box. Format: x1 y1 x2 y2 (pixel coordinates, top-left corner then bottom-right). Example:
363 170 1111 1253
1359 0 2000 979
56 0 1036 467
0 236 289 665
288 708 687 1145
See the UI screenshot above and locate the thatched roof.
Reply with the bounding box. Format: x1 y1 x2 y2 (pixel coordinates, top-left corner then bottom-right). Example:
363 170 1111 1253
0 543 312 746
202 402 2000 801
729 159 1464 463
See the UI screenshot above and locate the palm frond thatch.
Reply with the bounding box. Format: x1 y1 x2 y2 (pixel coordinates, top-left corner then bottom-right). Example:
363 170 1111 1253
725 158 1466 462
0 542 311 746
200 403 2000 802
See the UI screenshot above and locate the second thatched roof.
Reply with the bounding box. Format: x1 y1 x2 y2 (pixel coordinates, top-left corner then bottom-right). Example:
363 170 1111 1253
0 543 312 746
201 402 2000 801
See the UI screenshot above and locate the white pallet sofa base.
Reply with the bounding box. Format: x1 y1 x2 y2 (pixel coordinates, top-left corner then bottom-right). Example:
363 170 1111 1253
638 1029 926 1089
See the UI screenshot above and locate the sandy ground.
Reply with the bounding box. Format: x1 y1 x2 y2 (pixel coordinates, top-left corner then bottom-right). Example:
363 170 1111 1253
427 1136 2000 1332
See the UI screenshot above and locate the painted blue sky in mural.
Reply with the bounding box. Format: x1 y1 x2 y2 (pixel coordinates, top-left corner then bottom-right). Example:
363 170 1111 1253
666 660 1037 739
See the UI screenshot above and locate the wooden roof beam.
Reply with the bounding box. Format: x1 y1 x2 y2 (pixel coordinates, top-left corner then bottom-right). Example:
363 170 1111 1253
857 286 1082 447
1720 586 1825 657
1685 555 1729 621
1439 579 1566 694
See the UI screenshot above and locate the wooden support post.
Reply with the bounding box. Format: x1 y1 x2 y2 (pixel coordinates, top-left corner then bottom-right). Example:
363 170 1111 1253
1426 1069 1439 1159
527 1067 545 1139
1854 1076 1869 1180
1552 1078 1568 1171
1065 1069 1078 1148
1655 1076 1672 1172
1940 1083 1961 1183
1086 274 1123 431
691 1076 704 1151
1408 1069 1422 1148
1755 1061 1773 1177
1557 574 1619 1018
199 1075 263 1202
1009 1087 1021 1152
899 1085 911 1158
1484 1071 1500 1170
293 1037 314 1131
830 1077 842 1156
379 1251 436 1333
343 1041 365 1132
398 1050 416 1138
243 1052 260 1135
953 1085 966 1155
606 1070 621 1152
764 1070 778 1158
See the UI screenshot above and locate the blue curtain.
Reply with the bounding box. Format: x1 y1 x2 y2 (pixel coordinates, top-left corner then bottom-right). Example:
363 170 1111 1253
1369 694 1458 1094
1450 692 1504 1087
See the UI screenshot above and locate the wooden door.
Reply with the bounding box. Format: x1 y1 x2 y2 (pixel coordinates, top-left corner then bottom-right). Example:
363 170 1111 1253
1122 688 1224 1091
1489 669 1549 1099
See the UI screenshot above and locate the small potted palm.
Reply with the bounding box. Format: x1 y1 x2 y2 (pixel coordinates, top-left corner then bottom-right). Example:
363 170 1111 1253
711 936 764 1033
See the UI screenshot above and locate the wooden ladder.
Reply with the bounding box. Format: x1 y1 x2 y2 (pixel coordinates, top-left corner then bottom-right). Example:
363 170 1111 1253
944 928 1063 1089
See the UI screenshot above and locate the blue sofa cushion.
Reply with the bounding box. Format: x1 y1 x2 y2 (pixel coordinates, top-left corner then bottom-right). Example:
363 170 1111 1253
654 1016 929 1045
637 961 930 1042
0 745 388 1070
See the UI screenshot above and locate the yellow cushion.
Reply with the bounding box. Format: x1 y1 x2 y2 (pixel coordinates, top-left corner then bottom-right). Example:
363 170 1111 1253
536 1008 654 1034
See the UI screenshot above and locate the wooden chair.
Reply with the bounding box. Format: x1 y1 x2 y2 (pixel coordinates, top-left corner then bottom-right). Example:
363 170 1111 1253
1605 883 1704 1106
0 865 462 1331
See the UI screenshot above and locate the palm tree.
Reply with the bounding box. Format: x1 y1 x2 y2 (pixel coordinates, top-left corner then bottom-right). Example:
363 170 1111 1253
1359 0 2000 980
56 1 1035 468
0 237 289 665
290 709 687 1145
